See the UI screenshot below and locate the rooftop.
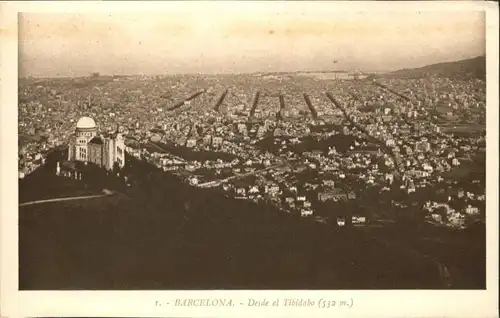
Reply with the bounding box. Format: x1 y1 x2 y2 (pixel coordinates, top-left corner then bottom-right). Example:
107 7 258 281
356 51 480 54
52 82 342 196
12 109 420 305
76 116 96 130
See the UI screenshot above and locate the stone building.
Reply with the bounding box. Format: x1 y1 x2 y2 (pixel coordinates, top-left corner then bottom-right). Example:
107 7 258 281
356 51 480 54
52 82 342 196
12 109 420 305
68 116 125 170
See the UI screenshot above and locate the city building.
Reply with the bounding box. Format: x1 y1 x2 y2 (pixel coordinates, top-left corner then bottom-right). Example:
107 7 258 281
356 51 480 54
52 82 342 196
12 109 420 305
318 188 348 202
68 116 125 170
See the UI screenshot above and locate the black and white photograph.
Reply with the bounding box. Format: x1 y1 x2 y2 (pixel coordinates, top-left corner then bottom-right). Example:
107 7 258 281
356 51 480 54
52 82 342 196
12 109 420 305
1 1 499 317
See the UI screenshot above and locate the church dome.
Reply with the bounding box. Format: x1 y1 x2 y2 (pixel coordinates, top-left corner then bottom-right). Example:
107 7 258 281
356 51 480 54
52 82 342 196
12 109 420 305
76 116 96 130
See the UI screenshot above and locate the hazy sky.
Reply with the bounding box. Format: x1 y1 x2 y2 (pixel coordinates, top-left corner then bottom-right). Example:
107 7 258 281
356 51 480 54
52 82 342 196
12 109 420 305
19 5 486 77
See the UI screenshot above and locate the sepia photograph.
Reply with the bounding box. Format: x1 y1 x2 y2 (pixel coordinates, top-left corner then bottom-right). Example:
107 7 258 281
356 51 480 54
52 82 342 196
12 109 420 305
16 7 489 290
1 1 499 317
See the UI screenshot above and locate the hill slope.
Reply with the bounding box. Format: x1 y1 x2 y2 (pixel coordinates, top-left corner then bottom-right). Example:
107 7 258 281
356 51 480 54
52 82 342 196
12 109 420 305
385 56 486 80
19 151 484 290
18 152 441 289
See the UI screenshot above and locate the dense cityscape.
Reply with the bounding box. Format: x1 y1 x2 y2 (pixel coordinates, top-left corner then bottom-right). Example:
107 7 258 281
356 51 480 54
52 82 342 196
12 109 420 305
18 54 487 290
19 63 486 229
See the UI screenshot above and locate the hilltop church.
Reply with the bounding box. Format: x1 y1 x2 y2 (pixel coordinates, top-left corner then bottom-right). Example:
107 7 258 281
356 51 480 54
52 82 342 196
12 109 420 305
68 116 125 170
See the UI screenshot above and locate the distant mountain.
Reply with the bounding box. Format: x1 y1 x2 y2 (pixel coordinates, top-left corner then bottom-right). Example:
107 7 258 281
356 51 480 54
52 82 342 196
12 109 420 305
384 56 486 80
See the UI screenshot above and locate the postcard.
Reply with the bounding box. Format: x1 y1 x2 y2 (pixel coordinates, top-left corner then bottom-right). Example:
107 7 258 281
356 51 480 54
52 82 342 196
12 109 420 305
1 1 498 317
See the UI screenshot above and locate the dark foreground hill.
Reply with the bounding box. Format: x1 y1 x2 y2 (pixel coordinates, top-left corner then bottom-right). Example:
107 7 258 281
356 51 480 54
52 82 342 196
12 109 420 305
19 151 483 290
384 56 486 80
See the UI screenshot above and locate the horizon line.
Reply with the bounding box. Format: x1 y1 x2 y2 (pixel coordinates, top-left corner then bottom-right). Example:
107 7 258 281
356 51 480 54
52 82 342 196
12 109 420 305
19 55 485 80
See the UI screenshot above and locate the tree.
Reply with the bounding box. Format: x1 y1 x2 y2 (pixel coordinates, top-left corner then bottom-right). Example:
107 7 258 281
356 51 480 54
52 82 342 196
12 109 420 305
435 206 448 223
91 72 100 78
112 162 121 175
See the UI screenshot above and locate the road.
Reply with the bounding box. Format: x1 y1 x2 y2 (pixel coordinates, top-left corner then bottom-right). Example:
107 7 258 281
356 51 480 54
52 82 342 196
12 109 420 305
197 163 284 188
303 93 318 119
146 141 185 162
249 91 261 118
147 138 286 188
214 89 228 112
325 91 402 171
167 90 205 112
19 189 114 207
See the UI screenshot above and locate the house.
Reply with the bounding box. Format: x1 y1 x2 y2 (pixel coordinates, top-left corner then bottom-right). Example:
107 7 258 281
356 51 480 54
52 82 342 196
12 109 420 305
186 138 197 148
347 191 357 200
382 115 393 123
235 187 246 196
385 173 394 184
352 216 366 224
430 213 444 223
337 217 346 227
415 140 431 153
386 139 396 147
300 209 314 217
269 185 280 195
212 137 223 148
422 163 433 172
465 205 479 216
305 182 319 190
203 135 212 146
257 126 267 138
237 123 247 134
273 128 284 137
406 180 416 193
323 180 335 188
248 186 260 194
318 188 347 202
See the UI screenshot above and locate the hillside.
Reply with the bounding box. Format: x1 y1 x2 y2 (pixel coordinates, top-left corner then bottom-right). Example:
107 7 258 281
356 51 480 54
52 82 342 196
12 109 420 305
19 151 452 290
384 56 486 80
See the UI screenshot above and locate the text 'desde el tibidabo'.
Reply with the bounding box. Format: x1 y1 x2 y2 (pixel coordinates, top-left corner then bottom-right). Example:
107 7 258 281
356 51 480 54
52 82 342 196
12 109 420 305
154 297 354 309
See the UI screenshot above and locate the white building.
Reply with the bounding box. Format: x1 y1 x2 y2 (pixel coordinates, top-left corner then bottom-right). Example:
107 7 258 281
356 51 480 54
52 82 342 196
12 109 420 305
67 116 125 170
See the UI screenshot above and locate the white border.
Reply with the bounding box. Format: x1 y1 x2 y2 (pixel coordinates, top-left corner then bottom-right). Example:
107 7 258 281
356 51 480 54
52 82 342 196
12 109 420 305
1 2 498 317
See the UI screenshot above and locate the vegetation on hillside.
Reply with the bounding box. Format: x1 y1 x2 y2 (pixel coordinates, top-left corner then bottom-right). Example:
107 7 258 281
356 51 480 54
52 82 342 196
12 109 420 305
383 56 486 80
